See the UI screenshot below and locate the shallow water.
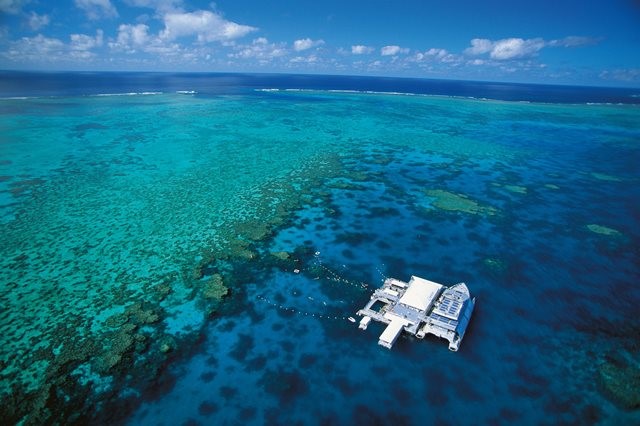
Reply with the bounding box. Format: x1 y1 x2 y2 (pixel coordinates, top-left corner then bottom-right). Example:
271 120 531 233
1 79 639 424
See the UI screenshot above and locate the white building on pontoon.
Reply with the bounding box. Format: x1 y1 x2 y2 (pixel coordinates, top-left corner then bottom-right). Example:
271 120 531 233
356 275 476 351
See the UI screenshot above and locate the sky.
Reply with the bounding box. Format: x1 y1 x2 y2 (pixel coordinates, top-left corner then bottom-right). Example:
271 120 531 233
1 0 639 86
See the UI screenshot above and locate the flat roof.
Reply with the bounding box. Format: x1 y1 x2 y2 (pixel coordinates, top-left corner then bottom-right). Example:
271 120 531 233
398 276 443 312
387 278 407 288
383 288 399 297
379 314 409 346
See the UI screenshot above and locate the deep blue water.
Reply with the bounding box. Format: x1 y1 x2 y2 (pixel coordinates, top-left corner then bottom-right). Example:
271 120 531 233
1 70 639 104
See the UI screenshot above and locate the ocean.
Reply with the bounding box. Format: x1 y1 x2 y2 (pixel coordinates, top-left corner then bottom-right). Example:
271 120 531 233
0 72 639 425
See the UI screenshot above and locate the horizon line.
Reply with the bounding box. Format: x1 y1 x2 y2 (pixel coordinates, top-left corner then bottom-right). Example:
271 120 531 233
1 68 639 90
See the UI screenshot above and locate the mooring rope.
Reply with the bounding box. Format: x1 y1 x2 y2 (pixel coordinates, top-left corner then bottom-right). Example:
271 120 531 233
253 251 376 322
255 294 352 321
312 251 371 290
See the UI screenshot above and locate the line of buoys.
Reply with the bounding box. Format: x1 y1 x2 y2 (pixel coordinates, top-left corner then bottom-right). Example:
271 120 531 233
312 256 371 291
375 264 388 280
255 294 352 322
252 251 377 323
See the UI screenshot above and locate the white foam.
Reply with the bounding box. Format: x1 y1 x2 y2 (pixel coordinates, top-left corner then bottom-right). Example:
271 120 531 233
252 87 640 106
92 92 163 97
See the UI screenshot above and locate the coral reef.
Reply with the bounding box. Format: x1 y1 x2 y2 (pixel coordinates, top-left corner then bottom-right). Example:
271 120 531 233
270 251 290 261
425 189 497 215
598 351 640 409
203 274 229 300
590 172 622 182
0 142 345 424
158 336 176 354
504 185 528 194
483 257 508 274
587 224 622 237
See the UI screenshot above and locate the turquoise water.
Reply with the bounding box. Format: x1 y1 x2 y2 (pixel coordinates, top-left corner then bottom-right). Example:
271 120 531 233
1 81 639 424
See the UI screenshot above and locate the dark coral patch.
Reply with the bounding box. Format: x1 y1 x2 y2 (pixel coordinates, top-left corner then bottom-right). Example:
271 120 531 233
229 333 255 362
74 122 108 131
333 376 356 397
198 401 218 416
334 232 370 245
259 369 308 405
199 371 216 383
219 386 238 401
238 406 257 421
298 353 317 369
351 404 384 425
245 355 267 372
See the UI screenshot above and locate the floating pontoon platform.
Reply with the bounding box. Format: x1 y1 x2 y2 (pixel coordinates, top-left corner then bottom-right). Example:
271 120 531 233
356 276 476 351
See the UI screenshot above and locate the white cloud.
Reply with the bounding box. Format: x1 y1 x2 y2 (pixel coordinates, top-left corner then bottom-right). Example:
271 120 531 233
413 48 459 64
108 10 252 60
22 34 65 52
351 45 373 55
293 38 324 51
117 24 149 46
464 38 493 56
4 23 196 66
465 36 596 61
468 59 485 66
109 23 154 52
599 68 640 82
109 24 183 56
3 34 66 61
75 0 118 20
548 36 599 47
490 38 544 60
380 45 409 56
425 48 447 58
3 29 108 63
290 54 319 64
0 0 27 14
70 29 103 51
160 10 257 43
229 37 287 63
27 12 50 31
465 38 545 60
